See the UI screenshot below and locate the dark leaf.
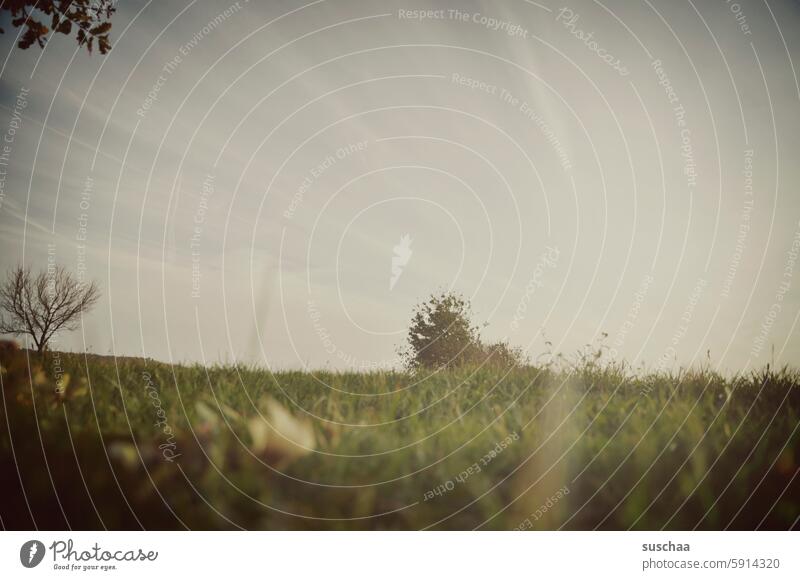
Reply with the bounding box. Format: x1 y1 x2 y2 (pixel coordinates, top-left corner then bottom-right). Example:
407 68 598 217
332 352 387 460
98 35 111 55
89 22 111 35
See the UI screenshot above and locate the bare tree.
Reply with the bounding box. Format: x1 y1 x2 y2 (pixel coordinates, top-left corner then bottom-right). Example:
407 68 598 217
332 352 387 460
0 265 100 354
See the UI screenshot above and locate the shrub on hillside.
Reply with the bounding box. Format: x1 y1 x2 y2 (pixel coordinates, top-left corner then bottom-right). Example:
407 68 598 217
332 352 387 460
400 291 527 371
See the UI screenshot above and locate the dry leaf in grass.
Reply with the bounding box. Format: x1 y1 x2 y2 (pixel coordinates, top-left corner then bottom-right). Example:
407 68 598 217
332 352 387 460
195 400 218 424
194 400 221 440
70 377 90 398
248 398 315 467
107 441 140 471
32 367 48 387
221 403 242 422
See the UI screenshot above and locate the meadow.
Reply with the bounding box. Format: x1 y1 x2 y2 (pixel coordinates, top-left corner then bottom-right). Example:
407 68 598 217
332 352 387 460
1 347 798 530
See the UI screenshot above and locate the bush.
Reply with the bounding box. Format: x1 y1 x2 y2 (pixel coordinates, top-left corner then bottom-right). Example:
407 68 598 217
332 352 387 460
400 291 527 370
479 341 528 369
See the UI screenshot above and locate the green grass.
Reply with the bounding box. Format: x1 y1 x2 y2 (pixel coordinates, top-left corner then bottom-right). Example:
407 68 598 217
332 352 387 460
1 349 798 529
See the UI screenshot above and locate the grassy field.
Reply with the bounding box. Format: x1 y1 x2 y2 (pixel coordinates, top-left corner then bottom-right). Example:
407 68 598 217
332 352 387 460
1 347 798 530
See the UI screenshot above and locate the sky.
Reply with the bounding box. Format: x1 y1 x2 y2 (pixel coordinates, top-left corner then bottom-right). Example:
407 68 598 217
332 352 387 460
0 0 799 372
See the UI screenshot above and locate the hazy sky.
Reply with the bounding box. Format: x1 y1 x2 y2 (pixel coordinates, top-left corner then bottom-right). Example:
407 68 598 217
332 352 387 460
0 0 799 372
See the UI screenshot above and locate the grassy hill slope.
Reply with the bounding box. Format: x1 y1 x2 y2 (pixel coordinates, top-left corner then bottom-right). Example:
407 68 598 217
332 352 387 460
1 349 798 529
